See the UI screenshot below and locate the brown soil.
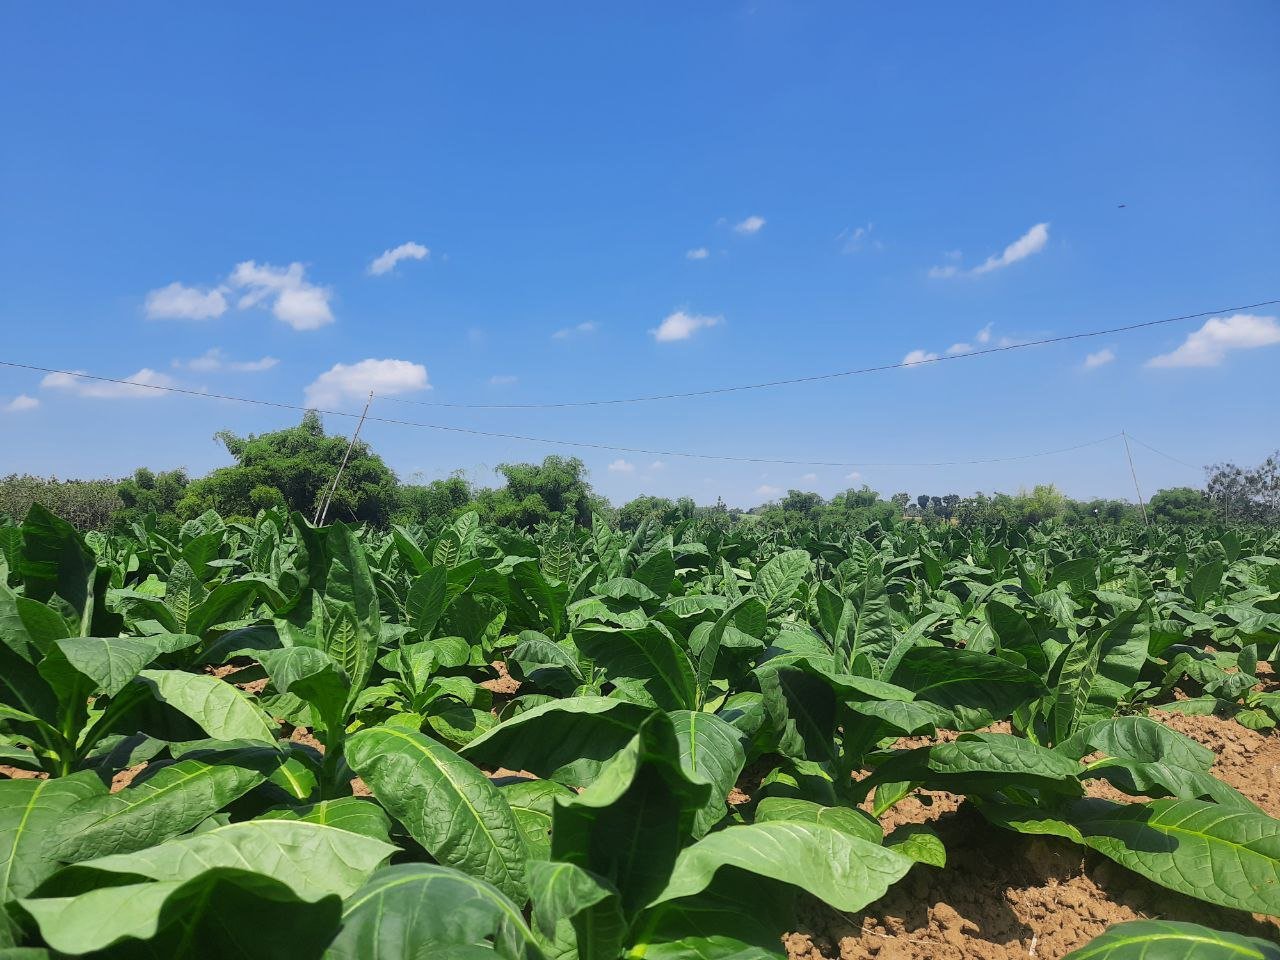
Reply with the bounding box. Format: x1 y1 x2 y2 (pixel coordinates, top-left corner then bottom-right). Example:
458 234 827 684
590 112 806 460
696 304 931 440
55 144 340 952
0 764 46 780
111 762 148 793
781 710 1280 960
479 660 520 695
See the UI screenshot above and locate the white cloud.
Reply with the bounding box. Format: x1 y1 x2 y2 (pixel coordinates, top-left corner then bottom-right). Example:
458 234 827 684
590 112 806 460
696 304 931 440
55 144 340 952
145 282 228 320
845 471 862 482
1146 314 1280 368
304 358 429 408
175 348 277 373
651 310 722 343
488 374 518 385
685 247 709 260
41 368 176 400
3 394 38 413
756 484 781 497
734 215 766 235
976 322 993 344
369 241 429 276
838 223 879 254
607 459 635 473
902 349 940 367
946 342 972 355
1083 348 1116 370
552 321 598 340
930 224 1050 278
231 261 334 330
801 473 818 483
649 460 666 471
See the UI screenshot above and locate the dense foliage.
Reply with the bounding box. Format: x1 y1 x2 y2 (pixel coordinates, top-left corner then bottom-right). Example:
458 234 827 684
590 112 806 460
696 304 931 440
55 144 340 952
6 415 1276 539
1 504 1278 957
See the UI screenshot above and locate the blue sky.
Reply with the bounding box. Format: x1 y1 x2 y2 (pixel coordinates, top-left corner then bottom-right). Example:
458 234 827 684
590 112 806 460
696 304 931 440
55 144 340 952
2 3 1278 508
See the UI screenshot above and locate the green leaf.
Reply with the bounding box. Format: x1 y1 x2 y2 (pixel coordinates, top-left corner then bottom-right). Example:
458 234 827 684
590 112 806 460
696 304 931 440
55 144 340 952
41 635 160 699
529 861 626 960
326 863 539 960
346 725 528 902
507 631 583 695
259 797 392 843
573 624 696 711
669 710 747 838
752 550 809 614
51 752 278 862
139 669 277 743
0 772 105 912
647 820 913 913
1061 919 1280 960
551 713 711 918
186 579 262 637
891 647 1043 729
884 824 946 868
502 779 574 863
462 696 655 786
1060 717 1254 809
1070 797 1280 915
259 646 348 736
753 796 881 844
407 566 448 638
21 820 395 956
867 733 1081 796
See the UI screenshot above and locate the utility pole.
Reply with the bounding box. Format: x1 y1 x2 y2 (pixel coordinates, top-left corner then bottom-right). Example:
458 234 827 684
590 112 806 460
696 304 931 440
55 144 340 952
314 391 374 526
1122 430 1149 528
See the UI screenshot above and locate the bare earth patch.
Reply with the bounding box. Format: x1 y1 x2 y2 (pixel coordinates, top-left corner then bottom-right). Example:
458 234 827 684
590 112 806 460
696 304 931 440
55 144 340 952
780 710 1280 960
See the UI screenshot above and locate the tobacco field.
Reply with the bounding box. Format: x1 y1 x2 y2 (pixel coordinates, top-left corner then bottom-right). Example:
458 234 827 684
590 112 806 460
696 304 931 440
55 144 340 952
2 504 1280 959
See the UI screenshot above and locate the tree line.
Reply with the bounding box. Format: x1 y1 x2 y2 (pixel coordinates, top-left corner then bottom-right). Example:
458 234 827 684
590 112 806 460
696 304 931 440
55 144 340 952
1 412 1274 532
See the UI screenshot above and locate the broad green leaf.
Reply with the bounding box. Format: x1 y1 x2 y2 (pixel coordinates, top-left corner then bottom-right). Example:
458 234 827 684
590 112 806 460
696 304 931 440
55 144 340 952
346 725 528 902
1071 798 1280 915
40 635 159 700
867 733 1081 796
573 624 696 711
259 797 392 843
51 752 277 862
462 696 655 786
502 779 574 863
648 820 913 913
34 819 394 898
407 566 449 638
139 669 277 743
885 823 946 867
26 870 341 958
754 796 881 844
327 864 539 960
0 772 105 912
891 647 1043 729
529 860 626 960
551 713 711 918
1061 919 1280 959
752 550 809 614
669 709 747 837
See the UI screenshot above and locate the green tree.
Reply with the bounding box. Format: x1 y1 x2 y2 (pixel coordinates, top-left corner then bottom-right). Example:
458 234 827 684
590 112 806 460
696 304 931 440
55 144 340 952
1149 486 1216 525
177 412 399 525
473 455 603 529
617 495 683 531
396 473 475 530
114 467 190 529
0 475 122 530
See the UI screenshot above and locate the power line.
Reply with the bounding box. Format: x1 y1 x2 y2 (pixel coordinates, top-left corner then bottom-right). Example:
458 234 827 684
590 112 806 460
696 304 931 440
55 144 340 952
1124 433 1204 471
377 299 1280 410
1 357 1122 468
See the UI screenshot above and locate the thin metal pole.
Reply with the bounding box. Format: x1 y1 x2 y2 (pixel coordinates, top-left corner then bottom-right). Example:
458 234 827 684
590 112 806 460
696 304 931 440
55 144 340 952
315 392 375 526
1122 430 1149 527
